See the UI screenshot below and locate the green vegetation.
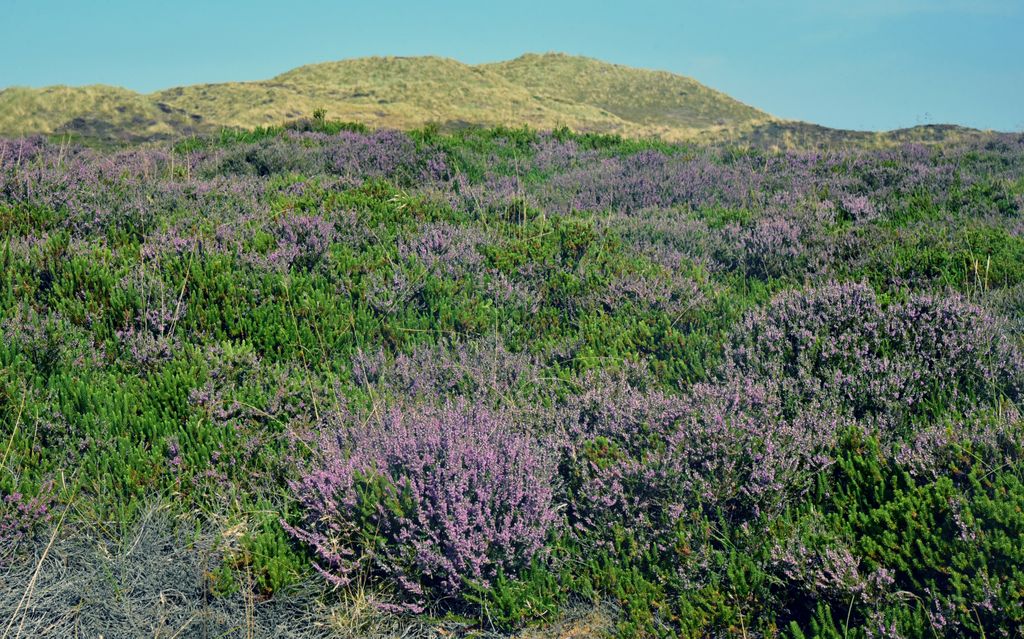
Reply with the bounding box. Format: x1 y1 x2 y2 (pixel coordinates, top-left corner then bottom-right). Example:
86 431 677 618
1 122 1023 637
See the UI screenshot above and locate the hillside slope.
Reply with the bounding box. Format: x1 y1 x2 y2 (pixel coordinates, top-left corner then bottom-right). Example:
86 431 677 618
0 85 202 142
0 54 999 148
0 54 773 142
485 53 767 134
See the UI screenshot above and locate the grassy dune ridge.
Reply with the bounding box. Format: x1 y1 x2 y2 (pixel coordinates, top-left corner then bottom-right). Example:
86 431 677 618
4 52 992 148
1 53 774 143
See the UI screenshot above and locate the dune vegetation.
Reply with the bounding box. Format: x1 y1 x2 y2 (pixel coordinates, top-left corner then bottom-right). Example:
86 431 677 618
0 54 772 143
1 120 1023 637
4 53 1003 151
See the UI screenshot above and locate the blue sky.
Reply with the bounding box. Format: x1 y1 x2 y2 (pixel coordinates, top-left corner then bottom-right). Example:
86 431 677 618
2 0 1022 131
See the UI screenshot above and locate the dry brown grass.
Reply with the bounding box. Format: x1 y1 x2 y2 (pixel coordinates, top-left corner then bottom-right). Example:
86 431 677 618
0 500 618 639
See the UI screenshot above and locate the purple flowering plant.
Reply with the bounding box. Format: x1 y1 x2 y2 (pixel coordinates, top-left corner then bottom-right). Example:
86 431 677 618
285 400 558 610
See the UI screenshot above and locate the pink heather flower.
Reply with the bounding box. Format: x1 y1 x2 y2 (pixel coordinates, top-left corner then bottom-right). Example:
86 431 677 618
286 400 558 607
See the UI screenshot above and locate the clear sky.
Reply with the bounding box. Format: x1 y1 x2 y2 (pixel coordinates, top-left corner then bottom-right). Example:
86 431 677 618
3 0 1022 132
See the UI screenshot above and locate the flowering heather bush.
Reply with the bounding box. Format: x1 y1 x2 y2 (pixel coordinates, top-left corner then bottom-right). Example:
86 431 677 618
1 304 102 375
286 401 557 609
769 516 897 605
529 135 596 173
322 129 419 181
558 368 846 542
736 214 807 279
204 137 329 177
555 366 686 536
839 193 878 222
597 268 705 317
1 305 67 375
539 152 763 214
350 335 546 410
363 265 428 316
662 378 851 519
985 282 1024 336
397 222 485 279
442 173 534 219
894 406 1024 478
265 213 336 271
139 226 200 260
886 293 1024 409
196 128 446 187
0 488 52 563
724 282 1024 429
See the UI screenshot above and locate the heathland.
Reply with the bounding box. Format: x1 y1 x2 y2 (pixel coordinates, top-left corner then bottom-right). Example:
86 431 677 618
2 119 1023 637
